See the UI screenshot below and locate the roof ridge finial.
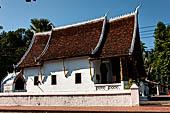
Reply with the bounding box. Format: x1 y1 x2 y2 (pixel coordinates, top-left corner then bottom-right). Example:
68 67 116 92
51 24 54 29
135 4 142 13
31 30 36 35
105 8 110 17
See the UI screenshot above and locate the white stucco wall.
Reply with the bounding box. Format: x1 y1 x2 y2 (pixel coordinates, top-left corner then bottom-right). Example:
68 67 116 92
24 57 95 93
0 87 139 107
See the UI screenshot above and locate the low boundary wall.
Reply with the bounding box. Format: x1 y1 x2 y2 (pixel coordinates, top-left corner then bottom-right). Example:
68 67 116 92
0 85 139 107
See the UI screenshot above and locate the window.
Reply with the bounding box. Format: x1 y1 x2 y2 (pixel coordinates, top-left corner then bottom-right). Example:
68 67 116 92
34 76 39 85
15 76 25 90
75 73 81 84
51 75 57 85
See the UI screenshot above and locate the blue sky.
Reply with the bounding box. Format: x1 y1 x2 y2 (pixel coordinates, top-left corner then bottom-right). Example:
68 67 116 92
0 0 170 50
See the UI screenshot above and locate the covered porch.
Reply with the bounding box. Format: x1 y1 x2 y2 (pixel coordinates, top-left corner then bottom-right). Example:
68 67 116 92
90 56 144 91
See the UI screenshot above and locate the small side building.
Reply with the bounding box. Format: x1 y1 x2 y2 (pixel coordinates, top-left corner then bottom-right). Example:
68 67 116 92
1 72 26 92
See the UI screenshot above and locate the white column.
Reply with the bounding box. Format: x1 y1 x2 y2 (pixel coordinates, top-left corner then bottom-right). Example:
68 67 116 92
130 84 139 106
121 81 125 89
156 85 160 95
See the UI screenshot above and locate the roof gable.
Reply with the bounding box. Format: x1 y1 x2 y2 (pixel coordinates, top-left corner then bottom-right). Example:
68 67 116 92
17 33 50 68
101 15 135 58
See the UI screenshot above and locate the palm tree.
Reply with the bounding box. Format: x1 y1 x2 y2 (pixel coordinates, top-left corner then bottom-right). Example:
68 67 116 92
30 19 54 33
0 26 3 30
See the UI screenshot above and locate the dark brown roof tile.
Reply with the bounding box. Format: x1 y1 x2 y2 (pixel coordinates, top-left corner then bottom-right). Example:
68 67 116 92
18 34 50 68
17 14 137 68
41 19 104 61
101 15 135 58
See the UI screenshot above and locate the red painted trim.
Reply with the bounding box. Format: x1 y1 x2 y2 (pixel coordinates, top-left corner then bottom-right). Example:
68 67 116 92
131 88 138 90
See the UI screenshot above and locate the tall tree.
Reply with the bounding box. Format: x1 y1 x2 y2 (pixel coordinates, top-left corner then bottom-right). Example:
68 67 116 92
151 22 170 85
30 18 54 33
0 29 33 81
141 41 155 80
0 18 54 83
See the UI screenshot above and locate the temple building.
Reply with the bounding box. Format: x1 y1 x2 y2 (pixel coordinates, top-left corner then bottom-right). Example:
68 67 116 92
1 6 146 93
0 6 146 107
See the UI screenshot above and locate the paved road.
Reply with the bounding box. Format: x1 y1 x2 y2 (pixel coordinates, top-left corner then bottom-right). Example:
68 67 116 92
0 106 170 113
140 95 170 106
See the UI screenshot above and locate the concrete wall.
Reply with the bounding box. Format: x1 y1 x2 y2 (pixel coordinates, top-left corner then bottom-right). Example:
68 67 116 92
23 57 95 93
0 86 139 106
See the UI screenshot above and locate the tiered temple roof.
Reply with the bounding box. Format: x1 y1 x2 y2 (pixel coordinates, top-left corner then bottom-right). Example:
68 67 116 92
17 8 142 68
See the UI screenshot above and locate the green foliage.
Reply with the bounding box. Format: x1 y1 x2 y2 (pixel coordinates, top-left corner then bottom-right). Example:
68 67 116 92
0 18 54 83
140 41 147 54
141 21 170 86
30 18 54 33
0 26 3 30
151 22 170 85
0 29 33 81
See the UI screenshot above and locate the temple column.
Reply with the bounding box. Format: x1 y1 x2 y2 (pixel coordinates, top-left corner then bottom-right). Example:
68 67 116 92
89 60 92 80
120 57 125 89
156 85 160 95
120 57 129 89
62 59 66 77
120 57 123 81
40 66 43 83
